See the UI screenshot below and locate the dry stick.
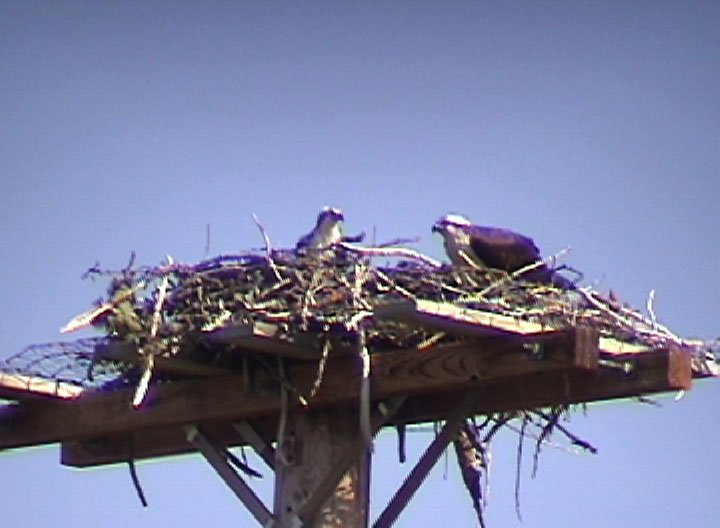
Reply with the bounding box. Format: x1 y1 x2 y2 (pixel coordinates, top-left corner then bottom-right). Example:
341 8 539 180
308 337 331 400
514 415 528 523
251 213 282 282
275 357 291 467
578 287 684 345
349 262 373 446
462 247 572 302
646 289 657 330
416 332 446 350
132 256 173 409
617 300 685 343
358 328 372 446
60 281 147 334
372 268 415 300
127 434 148 507
337 242 443 269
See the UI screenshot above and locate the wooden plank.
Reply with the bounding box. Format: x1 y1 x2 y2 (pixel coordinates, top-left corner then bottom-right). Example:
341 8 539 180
205 321 322 360
60 346 690 468
2 328 595 451
0 371 84 401
375 299 555 337
94 342 231 377
376 299 664 356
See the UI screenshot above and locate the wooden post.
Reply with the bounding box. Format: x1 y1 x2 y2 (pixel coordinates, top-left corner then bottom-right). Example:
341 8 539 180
275 408 370 528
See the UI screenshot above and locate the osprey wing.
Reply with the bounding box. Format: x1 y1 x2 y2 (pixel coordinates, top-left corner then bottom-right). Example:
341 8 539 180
467 226 541 271
295 230 315 250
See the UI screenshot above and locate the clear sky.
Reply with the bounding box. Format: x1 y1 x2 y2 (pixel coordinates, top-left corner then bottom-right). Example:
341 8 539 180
1 2 718 527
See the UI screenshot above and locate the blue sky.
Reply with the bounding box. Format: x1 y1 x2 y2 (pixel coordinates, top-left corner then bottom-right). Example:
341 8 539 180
1 2 718 526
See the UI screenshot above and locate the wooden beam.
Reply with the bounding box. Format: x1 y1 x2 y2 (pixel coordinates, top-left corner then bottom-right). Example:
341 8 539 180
2 327 596 451
94 341 231 377
60 346 690 467
375 299 555 337
373 391 483 528
206 321 322 360
375 299 662 356
185 424 274 527
0 371 84 401
232 421 276 470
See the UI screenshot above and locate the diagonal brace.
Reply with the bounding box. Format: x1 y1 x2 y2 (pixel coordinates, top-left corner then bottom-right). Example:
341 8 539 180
233 420 276 470
373 390 484 528
297 396 407 526
185 424 274 527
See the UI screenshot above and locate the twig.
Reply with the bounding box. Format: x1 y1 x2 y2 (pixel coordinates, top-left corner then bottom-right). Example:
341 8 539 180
372 268 416 300
276 357 291 467
646 289 657 330
358 326 372 446
127 434 148 507
308 337 331 400
578 287 683 345
463 247 571 301
251 213 282 282
337 242 443 269
60 281 146 333
514 415 527 522
133 256 172 409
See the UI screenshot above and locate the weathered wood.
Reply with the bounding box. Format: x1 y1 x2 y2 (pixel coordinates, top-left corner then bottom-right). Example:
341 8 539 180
59 346 690 467
373 391 483 528
206 321 322 360
297 397 406 525
94 341 231 377
185 424 273 527
2 328 596 451
375 299 658 356
375 299 554 337
275 408 369 528
232 421 276 470
0 372 84 401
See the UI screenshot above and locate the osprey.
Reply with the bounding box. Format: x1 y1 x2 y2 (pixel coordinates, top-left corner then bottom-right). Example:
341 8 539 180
432 214 554 282
296 207 345 250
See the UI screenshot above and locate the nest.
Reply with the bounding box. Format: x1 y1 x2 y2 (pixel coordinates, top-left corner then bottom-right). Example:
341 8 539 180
3 243 717 526
73 247 697 364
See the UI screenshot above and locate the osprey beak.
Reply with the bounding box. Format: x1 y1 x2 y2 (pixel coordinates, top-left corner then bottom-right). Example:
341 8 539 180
431 222 443 233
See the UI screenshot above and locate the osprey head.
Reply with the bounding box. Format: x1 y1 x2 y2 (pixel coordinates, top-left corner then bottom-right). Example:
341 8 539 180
317 206 344 226
432 213 473 234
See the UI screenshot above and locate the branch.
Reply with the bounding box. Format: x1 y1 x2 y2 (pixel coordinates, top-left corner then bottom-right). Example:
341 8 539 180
337 242 443 269
251 213 282 282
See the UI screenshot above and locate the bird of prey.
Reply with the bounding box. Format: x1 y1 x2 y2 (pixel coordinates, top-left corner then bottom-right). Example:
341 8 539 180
432 213 557 283
296 206 346 250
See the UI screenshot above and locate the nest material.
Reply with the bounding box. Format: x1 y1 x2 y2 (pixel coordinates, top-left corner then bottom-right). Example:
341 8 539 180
84 247 691 361
3 245 716 526
3 245 715 389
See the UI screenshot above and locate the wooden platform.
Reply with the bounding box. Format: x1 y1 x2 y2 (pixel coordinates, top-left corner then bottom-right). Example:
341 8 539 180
0 300 698 468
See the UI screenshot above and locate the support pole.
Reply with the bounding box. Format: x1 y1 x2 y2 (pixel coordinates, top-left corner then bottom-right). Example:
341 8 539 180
298 397 406 525
274 408 372 528
373 390 483 528
185 424 274 527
